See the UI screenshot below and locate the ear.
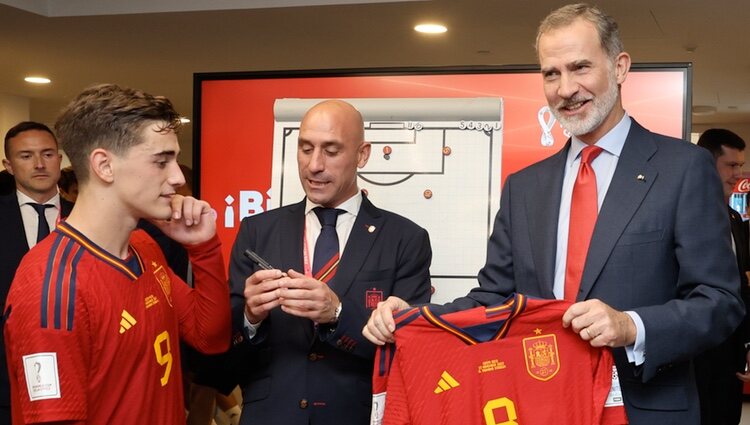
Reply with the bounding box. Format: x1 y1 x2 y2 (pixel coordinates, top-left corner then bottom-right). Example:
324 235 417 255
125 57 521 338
90 148 115 184
357 142 371 169
613 52 631 85
2 158 12 175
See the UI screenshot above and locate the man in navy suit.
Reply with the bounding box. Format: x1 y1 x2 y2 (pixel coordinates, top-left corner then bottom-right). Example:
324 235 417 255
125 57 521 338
695 128 749 425
0 121 72 424
364 4 743 424
229 99 432 424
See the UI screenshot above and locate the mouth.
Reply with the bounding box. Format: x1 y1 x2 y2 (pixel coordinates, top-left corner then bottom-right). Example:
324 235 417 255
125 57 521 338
306 179 329 189
558 98 592 114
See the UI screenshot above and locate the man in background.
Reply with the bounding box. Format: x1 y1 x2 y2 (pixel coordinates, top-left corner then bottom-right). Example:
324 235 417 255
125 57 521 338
0 121 71 424
696 128 750 425
57 166 78 203
229 99 432 424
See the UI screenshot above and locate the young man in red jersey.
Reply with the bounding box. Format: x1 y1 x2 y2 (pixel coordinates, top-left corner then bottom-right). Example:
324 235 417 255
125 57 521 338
4 83 231 425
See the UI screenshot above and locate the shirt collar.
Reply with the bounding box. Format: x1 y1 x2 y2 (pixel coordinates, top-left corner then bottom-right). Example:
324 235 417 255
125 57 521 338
568 113 632 164
16 189 61 208
305 190 362 217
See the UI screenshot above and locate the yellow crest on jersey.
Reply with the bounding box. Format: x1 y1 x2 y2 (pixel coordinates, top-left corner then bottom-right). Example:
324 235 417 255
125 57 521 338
153 264 173 307
522 334 559 381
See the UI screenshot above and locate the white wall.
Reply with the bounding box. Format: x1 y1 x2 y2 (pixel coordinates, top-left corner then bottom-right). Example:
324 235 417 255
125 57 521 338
0 93 30 161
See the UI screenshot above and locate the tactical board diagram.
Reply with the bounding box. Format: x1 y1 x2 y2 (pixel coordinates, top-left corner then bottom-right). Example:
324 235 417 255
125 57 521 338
271 98 503 303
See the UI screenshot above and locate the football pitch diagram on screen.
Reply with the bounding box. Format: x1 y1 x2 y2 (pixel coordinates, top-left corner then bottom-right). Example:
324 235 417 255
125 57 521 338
271 97 503 303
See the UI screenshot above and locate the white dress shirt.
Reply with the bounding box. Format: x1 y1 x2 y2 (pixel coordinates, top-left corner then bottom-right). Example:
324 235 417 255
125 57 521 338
16 190 61 249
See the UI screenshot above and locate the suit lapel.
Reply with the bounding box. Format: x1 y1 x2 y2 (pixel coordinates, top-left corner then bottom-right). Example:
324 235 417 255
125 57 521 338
729 208 748 283
579 121 657 299
1 194 31 252
281 200 305 272
527 147 567 298
333 194 384 297
60 198 74 218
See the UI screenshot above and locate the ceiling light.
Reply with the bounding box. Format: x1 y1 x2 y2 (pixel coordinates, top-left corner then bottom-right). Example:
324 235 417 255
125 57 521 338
179 117 191 124
415 24 447 34
24 76 51 84
691 105 716 116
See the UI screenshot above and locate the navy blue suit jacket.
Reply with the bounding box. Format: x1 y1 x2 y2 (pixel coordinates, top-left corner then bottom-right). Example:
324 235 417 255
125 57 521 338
0 193 73 414
434 120 744 424
229 194 432 425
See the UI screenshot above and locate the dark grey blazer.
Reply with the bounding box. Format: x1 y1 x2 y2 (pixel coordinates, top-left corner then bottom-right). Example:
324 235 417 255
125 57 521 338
435 120 744 424
229 194 432 425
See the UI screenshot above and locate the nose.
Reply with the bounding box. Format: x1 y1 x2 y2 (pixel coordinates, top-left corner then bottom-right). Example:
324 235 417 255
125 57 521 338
557 72 579 100
308 148 325 173
168 162 186 188
33 154 46 169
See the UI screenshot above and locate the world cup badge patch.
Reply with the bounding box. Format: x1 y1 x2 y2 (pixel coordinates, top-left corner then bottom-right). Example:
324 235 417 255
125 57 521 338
522 334 560 381
366 288 383 309
152 263 173 307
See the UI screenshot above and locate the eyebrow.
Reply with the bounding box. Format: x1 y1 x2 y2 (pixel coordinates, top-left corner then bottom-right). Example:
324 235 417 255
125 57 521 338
16 148 58 154
567 59 593 69
298 139 342 147
540 59 593 75
152 150 178 158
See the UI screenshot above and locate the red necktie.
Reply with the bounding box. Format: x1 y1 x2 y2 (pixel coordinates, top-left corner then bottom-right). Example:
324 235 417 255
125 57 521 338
564 145 603 302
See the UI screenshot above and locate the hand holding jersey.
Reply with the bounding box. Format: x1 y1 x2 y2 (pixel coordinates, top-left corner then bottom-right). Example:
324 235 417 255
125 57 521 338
363 296 409 345
364 296 638 349
562 299 637 348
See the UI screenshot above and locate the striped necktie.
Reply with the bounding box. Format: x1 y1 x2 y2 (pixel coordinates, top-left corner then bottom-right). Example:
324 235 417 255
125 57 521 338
313 207 344 284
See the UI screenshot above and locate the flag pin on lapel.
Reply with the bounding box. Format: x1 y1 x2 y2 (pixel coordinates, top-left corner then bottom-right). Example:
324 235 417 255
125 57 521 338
367 225 376 233
636 174 645 181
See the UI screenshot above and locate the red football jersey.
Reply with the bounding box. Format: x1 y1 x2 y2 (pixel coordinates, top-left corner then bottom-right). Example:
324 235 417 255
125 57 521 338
372 294 627 425
4 222 230 424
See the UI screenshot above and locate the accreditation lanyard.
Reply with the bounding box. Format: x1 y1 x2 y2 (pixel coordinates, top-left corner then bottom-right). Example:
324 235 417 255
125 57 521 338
302 222 313 277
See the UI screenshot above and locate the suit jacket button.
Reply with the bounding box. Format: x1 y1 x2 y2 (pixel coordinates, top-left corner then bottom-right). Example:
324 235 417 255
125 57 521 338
299 399 308 409
308 353 318 361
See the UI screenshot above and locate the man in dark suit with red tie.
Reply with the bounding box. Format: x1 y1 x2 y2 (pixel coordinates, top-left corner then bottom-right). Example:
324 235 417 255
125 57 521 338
228 100 432 425
695 128 750 425
0 121 72 424
365 4 743 424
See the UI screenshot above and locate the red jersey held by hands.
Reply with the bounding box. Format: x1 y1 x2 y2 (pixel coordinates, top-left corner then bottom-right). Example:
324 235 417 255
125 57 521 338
4 222 230 424
372 294 627 425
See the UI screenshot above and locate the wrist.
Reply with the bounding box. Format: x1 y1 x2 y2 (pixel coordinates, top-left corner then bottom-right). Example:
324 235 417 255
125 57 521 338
245 307 262 325
331 301 342 323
